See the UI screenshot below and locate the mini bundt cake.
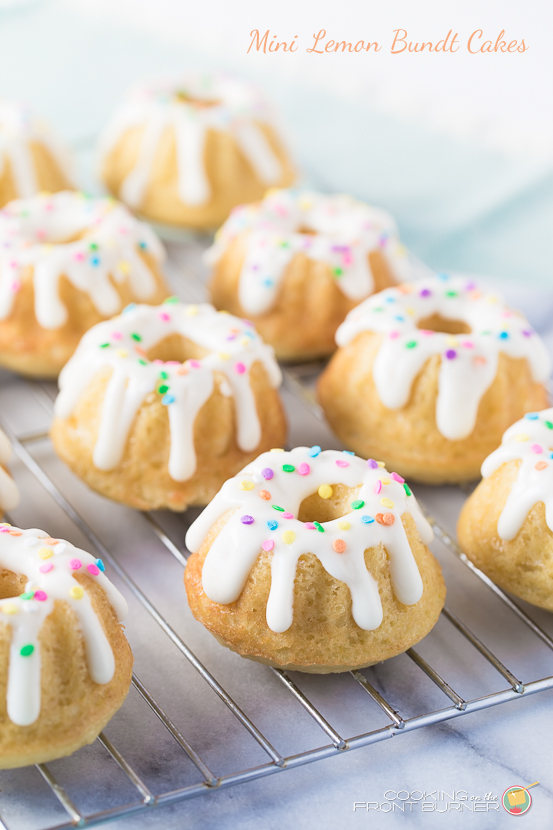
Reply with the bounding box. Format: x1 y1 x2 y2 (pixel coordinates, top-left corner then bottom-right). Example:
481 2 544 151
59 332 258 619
318 275 550 484
99 73 295 230
0 524 132 768
458 408 553 610
0 427 19 516
0 101 72 208
0 190 169 377
51 301 286 511
208 188 411 361
185 447 445 672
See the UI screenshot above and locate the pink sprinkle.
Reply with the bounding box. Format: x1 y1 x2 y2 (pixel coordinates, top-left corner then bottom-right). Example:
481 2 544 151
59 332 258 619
298 463 310 476
153 359 164 365
531 444 543 454
235 362 246 374
283 512 294 519
112 331 122 340
39 562 53 573
189 360 201 369
420 329 434 337
336 459 349 467
391 472 405 483
305 522 316 530
462 340 474 349
389 331 400 340
73 251 85 262
374 480 382 494
11 281 20 293
87 563 100 576
69 559 82 570
0 527 9 533
34 590 47 602
262 540 275 551
158 312 170 322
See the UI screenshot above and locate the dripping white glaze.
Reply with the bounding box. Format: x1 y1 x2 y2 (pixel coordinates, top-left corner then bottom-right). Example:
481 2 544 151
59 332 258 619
0 101 72 198
99 74 285 209
336 275 551 441
0 524 127 726
54 302 282 481
185 448 433 633
0 427 19 512
0 191 166 330
207 189 412 317
481 408 553 541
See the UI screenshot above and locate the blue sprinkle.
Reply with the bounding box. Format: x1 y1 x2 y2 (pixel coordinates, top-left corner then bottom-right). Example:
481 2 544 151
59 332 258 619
139 241 147 249
90 256 100 266
267 520 278 531
123 303 137 314
550 452 553 459
498 331 509 339
361 515 375 524
385 296 396 303
437 272 449 281
525 413 539 420
308 445 322 457
95 558 105 572
343 450 355 456
263 279 274 287
162 394 175 405
394 315 405 322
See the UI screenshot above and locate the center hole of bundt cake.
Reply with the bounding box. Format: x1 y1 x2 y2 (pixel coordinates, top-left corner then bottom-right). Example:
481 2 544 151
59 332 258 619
417 314 471 335
0 569 27 599
174 90 221 108
146 334 210 364
297 484 362 524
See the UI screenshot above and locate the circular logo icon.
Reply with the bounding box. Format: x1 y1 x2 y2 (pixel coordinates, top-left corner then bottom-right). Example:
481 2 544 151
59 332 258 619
502 786 532 815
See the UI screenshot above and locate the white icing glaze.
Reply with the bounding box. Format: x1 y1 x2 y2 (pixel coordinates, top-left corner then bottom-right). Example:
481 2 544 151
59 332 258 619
185 447 433 633
0 524 127 726
336 275 551 441
481 408 553 541
54 302 282 481
0 427 19 512
0 191 165 330
99 74 285 209
207 189 412 316
0 101 72 198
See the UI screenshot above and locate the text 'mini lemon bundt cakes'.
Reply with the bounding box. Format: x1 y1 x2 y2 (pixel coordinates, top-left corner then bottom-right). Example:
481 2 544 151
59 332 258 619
51 301 286 511
318 275 550 485
0 525 132 769
0 101 72 208
458 409 553 611
0 191 169 378
208 188 411 361
99 74 295 230
185 447 445 672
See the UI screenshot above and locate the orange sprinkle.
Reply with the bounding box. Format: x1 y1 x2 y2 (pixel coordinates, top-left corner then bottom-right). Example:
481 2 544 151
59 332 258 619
333 539 346 553
134 345 146 356
376 513 395 526
473 356 487 366
536 461 548 471
8 531 22 536
259 490 271 500
398 283 413 294
43 538 58 546
176 366 189 376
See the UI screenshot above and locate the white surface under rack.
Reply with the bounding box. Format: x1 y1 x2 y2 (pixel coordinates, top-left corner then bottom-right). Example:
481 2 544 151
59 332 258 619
1 242 553 830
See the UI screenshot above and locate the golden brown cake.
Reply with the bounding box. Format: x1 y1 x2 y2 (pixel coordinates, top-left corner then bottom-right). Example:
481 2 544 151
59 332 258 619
318 276 550 485
208 189 410 361
99 74 295 230
458 408 553 610
51 301 287 511
0 190 170 378
0 524 132 769
185 447 445 672
0 101 72 207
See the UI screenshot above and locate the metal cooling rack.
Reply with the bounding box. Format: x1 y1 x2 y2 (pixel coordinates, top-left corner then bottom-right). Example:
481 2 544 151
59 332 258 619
0 243 553 830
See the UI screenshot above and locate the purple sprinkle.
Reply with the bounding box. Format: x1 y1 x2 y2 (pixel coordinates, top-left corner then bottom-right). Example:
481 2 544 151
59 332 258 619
241 515 254 525
367 459 379 469
465 281 476 291
420 288 432 297
262 467 274 480
445 349 457 360
522 330 533 337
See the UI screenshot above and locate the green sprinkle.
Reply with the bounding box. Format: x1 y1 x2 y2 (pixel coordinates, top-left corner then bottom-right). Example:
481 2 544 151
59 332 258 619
313 521 324 533
545 421 553 430
282 464 295 473
351 500 365 510
158 384 169 394
20 591 34 601
100 342 110 349
280 241 290 249
445 290 458 297
89 242 98 251
403 483 412 496
131 333 142 342
20 645 34 657
372 307 384 312
272 505 285 512
160 370 169 380
163 296 179 304
333 267 343 277
138 359 148 366
405 341 418 349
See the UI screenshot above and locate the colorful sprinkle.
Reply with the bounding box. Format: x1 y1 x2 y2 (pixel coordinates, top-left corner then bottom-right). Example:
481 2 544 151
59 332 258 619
262 540 275 552
313 521 324 533
391 472 405 483
259 490 271 500
445 349 457 360
531 444 543 454
298 463 310 476
272 505 285 512
367 459 379 469
240 480 255 490
308 445 322 457
381 498 395 509
69 559 82 570
374 480 382 494
376 513 395 526
262 468 274 480
338 520 351 530
351 500 365 510
87 563 100 576
95 559 105 572
361 515 375 524
403 483 412 496
241 515 254 525
282 531 296 545
335 459 349 468
535 461 548 471
282 464 295 473
318 484 333 499
38 548 53 560
2 603 18 615
267 520 278 530
70 585 84 600
39 562 53 574
20 645 34 657
34 591 47 602
333 539 346 553
234 362 246 374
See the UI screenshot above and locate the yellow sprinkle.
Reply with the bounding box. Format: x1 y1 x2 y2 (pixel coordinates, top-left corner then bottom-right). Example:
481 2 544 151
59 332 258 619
298 197 313 210
218 352 230 360
38 548 53 560
282 530 296 545
185 306 199 316
2 603 18 615
0 522 11 527
446 335 458 346
487 295 499 303
406 307 415 316
381 478 390 485
338 520 351 531
318 484 333 500
118 260 131 274
515 434 529 442
117 349 128 358
70 585 84 600
381 498 395 509
377 461 386 468
240 337 251 347
270 448 285 453
219 310 230 315
240 480 255 491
